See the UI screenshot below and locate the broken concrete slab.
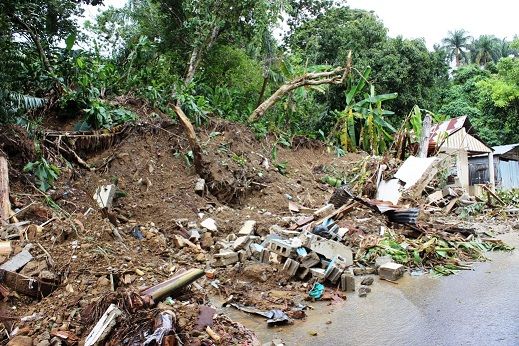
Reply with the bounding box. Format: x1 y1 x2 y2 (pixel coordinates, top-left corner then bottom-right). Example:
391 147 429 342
238 220 256 236
93 184 116 209
0 244 33 272
375 255 393 269
376 178 402 205
300 231 353 265
378 262 405 281
200 218 217 232
233 236 250 251
214 251 239 267
394 156 437 190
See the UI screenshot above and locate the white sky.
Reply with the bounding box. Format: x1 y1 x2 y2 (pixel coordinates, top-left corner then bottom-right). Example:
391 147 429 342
83 0 518 50
346 0 518 49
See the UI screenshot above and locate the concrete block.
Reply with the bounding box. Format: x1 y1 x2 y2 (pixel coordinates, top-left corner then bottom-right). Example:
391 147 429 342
378 262 405 281
340 273 355 292
282 258 300 277
260 248 270 264
239 220 256 235
268 239 296 258
325 255 349 283
298 267 310 280
299 251 320 268
309 268 325 279
214 251 239 267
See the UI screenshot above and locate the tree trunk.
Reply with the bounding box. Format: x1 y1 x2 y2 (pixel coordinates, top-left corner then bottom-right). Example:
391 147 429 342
173 105 206 177
10 14 52 72
0 155 10 225
256 76 269 108
417 113 432 158
455 48 460 67
184 26 220 85
248 52 352 123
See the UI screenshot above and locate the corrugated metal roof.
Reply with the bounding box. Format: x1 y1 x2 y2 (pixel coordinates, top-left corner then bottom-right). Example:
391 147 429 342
429 116 468 142
429 116 492 154
492 143 519 155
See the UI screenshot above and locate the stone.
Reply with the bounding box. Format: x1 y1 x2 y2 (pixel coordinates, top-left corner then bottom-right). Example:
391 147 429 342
361 276 374 286
340 273 355 292
213 251 239 267
282 258 300 277
200 232 214 249
97 276 110 287
194 178 205 195
39 270 57 281
237 249 248 262
358 286 371 297
36 341 50 346
238 220 256 236
378 262 405 281
6 336 33 346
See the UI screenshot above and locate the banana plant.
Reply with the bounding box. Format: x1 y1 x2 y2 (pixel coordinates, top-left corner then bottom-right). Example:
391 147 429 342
336 67 398 155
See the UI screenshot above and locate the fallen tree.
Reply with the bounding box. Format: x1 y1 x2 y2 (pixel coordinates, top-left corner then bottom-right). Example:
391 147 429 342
248 52 352 123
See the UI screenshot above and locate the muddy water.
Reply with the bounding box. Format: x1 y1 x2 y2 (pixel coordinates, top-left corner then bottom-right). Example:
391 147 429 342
221 232 519 345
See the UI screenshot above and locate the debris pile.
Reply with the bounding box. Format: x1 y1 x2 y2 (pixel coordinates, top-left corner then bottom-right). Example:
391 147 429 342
0 121 515 345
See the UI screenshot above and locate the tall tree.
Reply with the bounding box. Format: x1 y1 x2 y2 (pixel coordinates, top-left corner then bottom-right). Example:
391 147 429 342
442 29 471 67
471 35 500 66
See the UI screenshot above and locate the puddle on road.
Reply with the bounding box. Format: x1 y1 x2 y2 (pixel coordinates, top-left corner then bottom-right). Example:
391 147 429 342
216 233 519 345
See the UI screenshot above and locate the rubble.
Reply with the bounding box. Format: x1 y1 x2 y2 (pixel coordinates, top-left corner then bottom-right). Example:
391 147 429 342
0 118 515 345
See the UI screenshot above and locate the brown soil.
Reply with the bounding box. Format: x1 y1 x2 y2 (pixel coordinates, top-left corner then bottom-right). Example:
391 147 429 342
0 116 368 345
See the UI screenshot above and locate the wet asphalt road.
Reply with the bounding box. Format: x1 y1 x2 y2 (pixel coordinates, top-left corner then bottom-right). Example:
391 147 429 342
226 232 519 346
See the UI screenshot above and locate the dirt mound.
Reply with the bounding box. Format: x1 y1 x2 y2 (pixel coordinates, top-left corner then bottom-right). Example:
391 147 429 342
0 118 366 345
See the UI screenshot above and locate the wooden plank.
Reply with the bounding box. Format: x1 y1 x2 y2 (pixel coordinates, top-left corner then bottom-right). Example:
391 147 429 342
0 156 10 225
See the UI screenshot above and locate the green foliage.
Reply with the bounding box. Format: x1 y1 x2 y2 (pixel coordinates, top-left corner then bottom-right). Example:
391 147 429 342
80 101 137 130
23 158 61 191
335 69 398 154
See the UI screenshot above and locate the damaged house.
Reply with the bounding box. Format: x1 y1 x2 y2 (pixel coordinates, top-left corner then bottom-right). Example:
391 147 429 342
469 143 519 190
428 116 495 194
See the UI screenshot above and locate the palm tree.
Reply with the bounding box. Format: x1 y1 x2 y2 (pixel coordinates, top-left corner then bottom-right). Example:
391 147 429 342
470 35 500 66
442 29 472 67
